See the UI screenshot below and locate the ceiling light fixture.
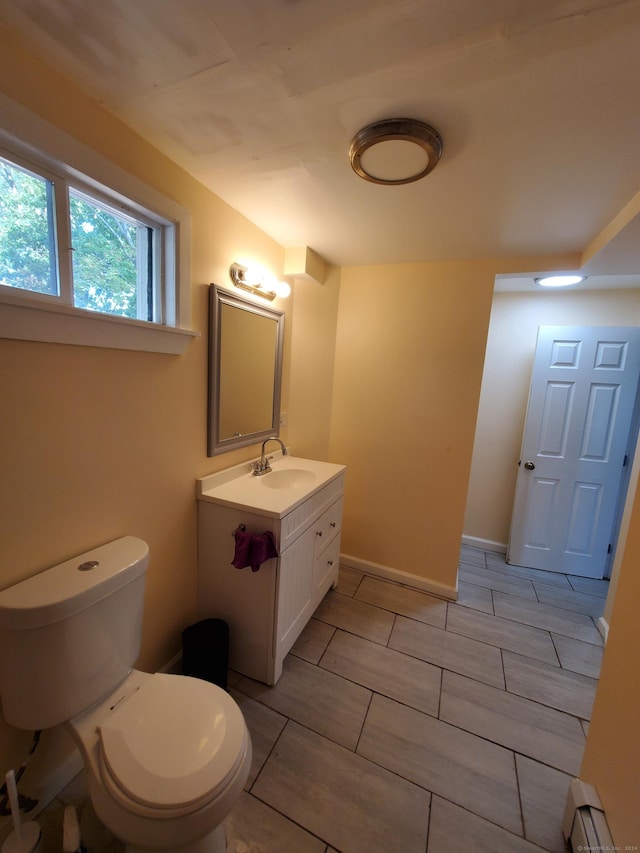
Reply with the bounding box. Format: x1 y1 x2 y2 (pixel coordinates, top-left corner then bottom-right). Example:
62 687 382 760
349 118 443 185
535 274 586 287
229 262 291 301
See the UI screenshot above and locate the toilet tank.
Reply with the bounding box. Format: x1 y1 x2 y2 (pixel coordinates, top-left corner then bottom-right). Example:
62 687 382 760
0 536 149 730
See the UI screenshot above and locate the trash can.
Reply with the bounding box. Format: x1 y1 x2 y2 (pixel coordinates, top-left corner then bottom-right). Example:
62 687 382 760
181 618 229 690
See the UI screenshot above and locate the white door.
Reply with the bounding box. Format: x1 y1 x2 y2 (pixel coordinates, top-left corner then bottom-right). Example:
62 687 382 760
508 326 640 578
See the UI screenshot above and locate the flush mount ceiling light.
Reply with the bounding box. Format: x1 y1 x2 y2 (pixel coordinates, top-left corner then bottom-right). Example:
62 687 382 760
535 274 586 287
349 118 443 185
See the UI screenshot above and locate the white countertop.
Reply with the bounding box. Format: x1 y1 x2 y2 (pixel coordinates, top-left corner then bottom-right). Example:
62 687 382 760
197 454 346 518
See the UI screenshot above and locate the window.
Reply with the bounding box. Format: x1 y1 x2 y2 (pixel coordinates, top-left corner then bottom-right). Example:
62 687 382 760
0 156 58 296
0 94 195 354
1 151 164 322
68 189 160 322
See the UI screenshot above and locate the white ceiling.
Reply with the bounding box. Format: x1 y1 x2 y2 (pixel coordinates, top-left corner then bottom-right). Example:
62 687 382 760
1 0 640 281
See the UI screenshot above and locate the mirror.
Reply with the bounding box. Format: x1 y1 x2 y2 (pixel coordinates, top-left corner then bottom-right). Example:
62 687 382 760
208 284 285 456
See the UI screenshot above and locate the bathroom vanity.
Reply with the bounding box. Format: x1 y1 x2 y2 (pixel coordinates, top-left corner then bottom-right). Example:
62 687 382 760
197 454 345 684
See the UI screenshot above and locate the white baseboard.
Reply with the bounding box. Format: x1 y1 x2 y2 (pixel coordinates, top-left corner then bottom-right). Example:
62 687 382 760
461 535 507 554
563 778 613 849
596 615 609 643
340 553 457 601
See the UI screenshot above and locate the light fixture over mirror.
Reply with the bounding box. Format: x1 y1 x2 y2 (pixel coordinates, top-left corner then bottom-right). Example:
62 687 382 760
349 118 443 185
229 262 291 301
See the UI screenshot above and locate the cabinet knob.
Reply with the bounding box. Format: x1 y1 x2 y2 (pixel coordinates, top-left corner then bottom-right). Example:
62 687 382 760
316 530 322 537
327 560 334 566
330 522 336 528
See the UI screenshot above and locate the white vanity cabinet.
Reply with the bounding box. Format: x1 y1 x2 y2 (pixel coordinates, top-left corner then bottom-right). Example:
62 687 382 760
197 457 345 685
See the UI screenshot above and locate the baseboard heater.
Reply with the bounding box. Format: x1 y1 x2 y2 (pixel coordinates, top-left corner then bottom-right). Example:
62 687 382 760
563 779 614 851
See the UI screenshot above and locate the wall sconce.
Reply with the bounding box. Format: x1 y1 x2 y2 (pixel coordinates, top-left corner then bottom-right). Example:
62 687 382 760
229 262 291 301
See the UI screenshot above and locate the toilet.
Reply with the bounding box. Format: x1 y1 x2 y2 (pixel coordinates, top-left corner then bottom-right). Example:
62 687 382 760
0 536 251 853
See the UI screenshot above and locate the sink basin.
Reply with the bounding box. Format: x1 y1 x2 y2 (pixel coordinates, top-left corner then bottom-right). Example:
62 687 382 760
198 454 345 516
259 468 317 490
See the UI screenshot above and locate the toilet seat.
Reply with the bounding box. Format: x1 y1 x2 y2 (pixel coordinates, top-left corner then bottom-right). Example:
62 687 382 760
98 673 247 818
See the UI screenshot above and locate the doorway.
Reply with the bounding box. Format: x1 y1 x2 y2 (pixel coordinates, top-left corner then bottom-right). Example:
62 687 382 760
507 326 640 579
463 287 640 577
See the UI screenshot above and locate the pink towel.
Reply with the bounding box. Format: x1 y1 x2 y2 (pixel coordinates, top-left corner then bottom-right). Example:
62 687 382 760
232 529 278 572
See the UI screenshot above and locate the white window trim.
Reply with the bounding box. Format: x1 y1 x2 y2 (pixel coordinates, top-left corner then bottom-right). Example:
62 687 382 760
0 93 198 354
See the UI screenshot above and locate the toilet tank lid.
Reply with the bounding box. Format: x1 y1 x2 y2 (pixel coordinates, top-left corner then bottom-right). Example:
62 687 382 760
0 536 149 630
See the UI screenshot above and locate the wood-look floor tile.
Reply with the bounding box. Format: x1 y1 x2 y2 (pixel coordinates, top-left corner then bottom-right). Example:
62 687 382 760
493 592 603 644
229 688 287 789
482 549 509 568
226 669 243 689
446 602 559 665
389 614 505 688
427 796 542 853
533 582 605 618
484 553 573 588
516 755 572 853
225 791 326 853
458 563 537 599
313 589 395 644
456 580 494 614
551 632 603 679
459 545 487 566
236 655 371 750
290 617 335 664
253 720 430 853
319 629 441 717
503 651 597 720
567 575 610 598
354 575 447 627
358 694 522 835
440 671 585 775
336 565 364 597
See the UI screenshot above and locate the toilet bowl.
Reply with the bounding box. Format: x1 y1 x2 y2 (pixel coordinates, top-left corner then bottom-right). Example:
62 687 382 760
70 670 252 852
0 536 252 853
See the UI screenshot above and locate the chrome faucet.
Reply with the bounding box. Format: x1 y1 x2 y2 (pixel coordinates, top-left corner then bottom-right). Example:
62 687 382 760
251 437 288 476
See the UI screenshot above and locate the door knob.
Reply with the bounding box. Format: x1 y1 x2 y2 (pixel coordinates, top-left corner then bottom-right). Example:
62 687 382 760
524 461 536 470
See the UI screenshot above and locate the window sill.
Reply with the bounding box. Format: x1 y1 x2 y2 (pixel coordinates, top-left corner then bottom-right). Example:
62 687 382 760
0 294 199 354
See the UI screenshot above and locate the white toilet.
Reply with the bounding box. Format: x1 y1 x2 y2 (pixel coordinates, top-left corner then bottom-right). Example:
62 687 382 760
0 536 251 853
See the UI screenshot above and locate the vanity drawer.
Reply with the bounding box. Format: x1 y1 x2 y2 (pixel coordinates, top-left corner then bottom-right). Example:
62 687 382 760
313 533 341 594
281 475 344 550
314 496 343 558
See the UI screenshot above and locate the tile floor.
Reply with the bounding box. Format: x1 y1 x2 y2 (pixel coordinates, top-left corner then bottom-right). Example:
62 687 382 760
36 546 607 852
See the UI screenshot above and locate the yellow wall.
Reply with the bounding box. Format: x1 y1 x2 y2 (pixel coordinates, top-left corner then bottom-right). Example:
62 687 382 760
329 260 497 589
465 289 640 547
287 267 341 460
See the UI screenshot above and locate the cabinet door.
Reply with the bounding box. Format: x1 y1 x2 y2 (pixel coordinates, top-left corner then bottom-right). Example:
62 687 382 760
275 528 315 662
